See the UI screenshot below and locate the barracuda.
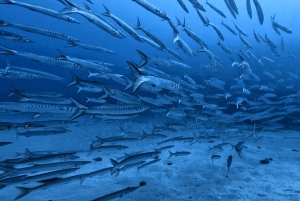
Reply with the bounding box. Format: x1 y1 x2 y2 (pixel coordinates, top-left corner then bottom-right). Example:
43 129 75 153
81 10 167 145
103 5 143 42
128 61 182 93
59 0 124 38
0 29 33 43
132 0 168 20
0 0 79 23
0 20 78 42
0 46 82 69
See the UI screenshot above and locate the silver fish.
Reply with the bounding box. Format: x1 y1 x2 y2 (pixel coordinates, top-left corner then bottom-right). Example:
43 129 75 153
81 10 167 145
206 0 226 18
221 21 237 35
1 0 79 23
253 0 264 25
0 29 33 43
0 20 79 42
66 41 116 54
103 5 143 42
132 0 168 19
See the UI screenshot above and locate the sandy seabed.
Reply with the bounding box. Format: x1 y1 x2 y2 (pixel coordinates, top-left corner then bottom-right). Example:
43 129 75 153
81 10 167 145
0 113 299 201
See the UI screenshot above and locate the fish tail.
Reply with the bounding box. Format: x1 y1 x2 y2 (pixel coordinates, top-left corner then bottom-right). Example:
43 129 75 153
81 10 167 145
127 61 144 94
123 75 133 90
102 4 112 17
0 45 16 55
173 34 179 43
87 144 94 156
0 0 13 4
15 186 31 200
136 50 149 67
67 72 80 86
135 17 141 30
140 130 147 140
168 150 173 158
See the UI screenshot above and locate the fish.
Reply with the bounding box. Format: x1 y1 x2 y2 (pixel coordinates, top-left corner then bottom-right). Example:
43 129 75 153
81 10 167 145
205 18 224 41
127 61 181 93
0 0 79 23
110 151 159 174
234 23 248 36
221 21 237 35
253 0 264 25
132 0 168 19
135 17 166 49
197 47 216 70
66 41 116 54
271 14 292 34
91 181 146 201
211 154 221 163
223 0 236 18
0 142 12 147
0 20 79 42
103 5 143 42
15 173 88 200
253 30 260 43
227 155 232 175
173 34 195 56
195 7 207 25
140 130 167 140
217 41 232 54
88 144 129 156
206 0 226 18
188 0 206 12
137 159 161 172
0 29 33 43
228 0 238 14
246 0 252 19
5 61 64 81
0 46 82 70
240 35 252 48
176 0 189 13
168 150 191 158
59 1 125 38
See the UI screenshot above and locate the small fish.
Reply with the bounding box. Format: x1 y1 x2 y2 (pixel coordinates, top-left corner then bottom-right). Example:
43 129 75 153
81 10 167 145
211 154 221 163
168 150 191 158
253 0 264 25
91 181 146 201
227 155 232 175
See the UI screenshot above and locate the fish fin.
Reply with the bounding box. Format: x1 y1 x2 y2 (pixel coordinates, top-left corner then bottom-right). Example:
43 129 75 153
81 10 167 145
15 186 32 200
127 61 144 94
87 144 94 156
0 45 16 55
67 72 80 86
124 75 133 90
136 50 149 68
56 49 68 60
135 17 141 30
100 84 111 98
102 4 112 17
140 130 147 140
173 34 179 43
110 159 119 174
168 150 172 158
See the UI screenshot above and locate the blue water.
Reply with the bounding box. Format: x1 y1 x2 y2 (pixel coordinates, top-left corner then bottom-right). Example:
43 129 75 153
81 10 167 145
0 0 299 200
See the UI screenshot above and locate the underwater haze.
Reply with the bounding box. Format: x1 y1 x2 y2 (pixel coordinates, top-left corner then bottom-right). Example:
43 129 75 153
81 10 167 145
0 0 299 200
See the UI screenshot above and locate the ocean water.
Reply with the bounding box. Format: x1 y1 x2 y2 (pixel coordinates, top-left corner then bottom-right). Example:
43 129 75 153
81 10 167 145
0 0 299 200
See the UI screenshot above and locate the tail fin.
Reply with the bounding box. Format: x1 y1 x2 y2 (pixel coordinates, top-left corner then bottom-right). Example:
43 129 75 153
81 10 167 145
0 20 10 26
127 61 145 94
168 150 173 159
59 0 79 15
69 97 87 121
175 17 182 26
99 84 110 99
0 46 16 55
102 4 112 17
136 50 149 68
15 186 31 200
110 158 120 174
140 130 148 140
87 144 94 156
0 0 13 5
67 72 80 86
124 75 133 90
173 34 180 43
56 50 68 60
135 17 142 30
65 41 76 48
